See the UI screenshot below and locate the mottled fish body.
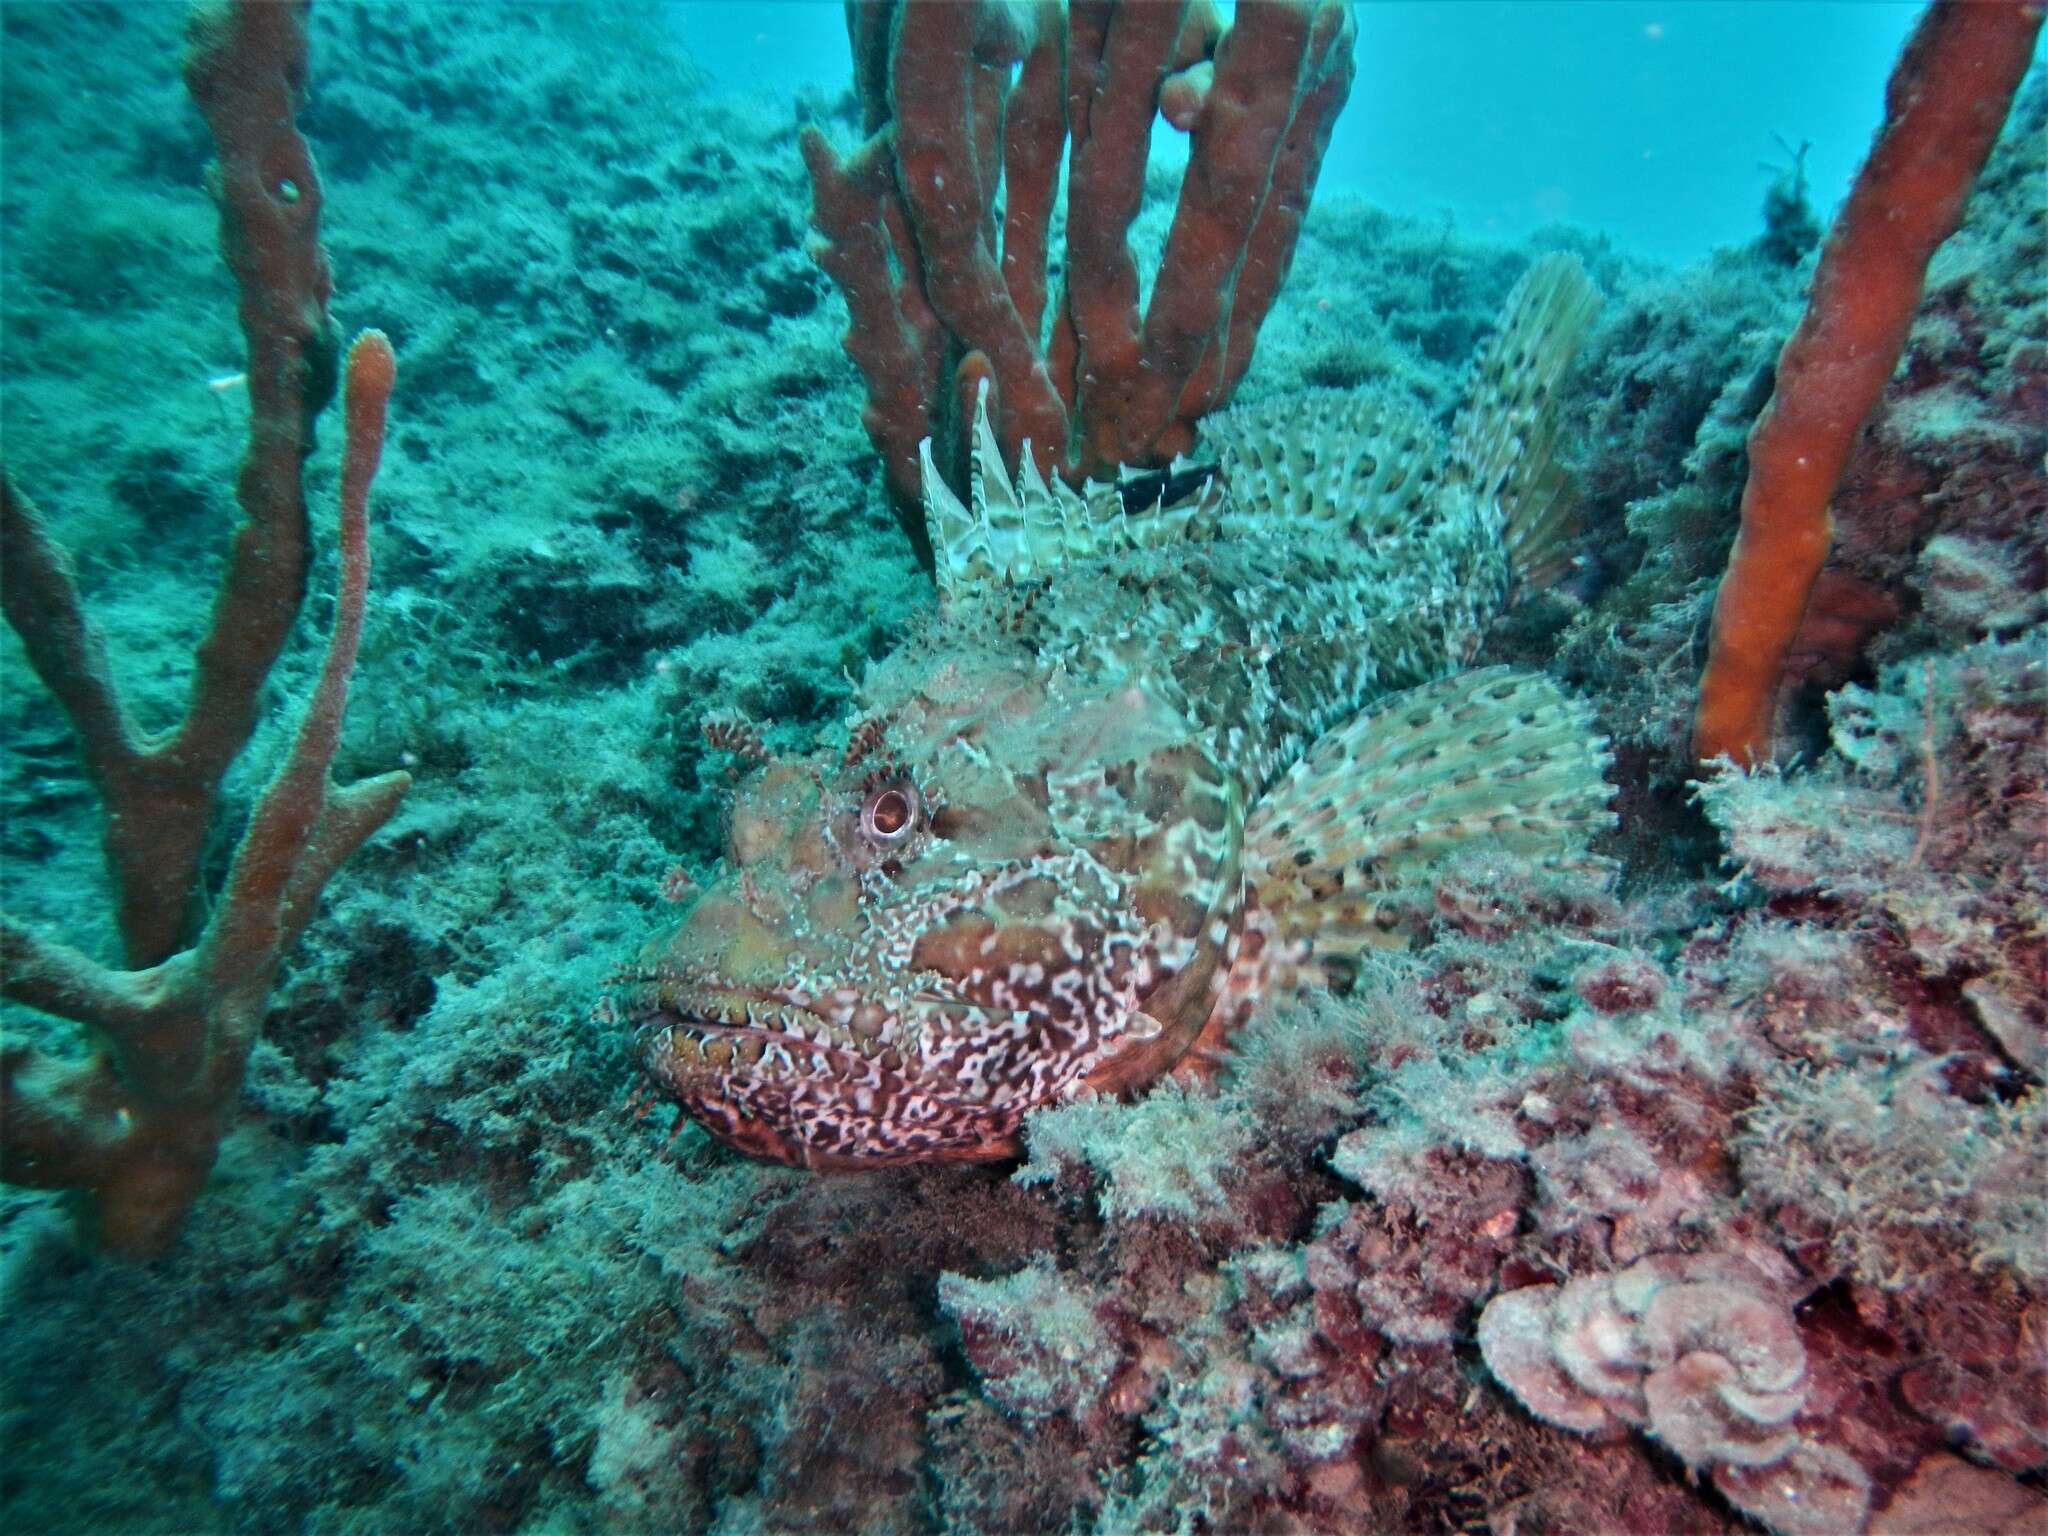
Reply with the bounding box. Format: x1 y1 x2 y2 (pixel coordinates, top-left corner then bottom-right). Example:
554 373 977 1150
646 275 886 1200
636 255 1616 1169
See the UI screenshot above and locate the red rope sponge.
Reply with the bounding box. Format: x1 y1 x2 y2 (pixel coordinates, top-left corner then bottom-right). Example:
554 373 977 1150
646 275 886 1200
1692 0 2042 768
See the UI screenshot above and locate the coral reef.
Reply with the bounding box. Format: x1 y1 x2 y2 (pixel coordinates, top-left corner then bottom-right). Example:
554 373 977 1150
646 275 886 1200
1 3 2042 1534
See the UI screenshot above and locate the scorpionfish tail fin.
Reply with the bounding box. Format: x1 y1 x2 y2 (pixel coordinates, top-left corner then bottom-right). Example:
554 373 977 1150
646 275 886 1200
1446 252 1604 592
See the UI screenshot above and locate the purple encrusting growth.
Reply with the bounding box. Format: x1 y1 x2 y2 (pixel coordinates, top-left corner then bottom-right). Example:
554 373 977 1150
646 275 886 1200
0 5 2042 1533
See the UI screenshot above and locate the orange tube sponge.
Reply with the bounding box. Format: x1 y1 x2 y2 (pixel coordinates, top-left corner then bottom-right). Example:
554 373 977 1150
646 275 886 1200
804 0 1355 508
1 332 408 1257
1692 0 2041 768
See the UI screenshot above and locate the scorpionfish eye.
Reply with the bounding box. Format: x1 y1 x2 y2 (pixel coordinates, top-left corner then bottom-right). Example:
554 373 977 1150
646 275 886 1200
859 781 919 846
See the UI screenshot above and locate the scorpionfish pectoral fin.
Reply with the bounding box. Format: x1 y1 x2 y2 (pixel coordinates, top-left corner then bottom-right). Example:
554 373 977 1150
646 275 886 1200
1176 667 1617 1076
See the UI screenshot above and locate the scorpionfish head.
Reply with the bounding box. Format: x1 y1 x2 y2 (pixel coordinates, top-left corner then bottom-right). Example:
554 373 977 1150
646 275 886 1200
636 654 1243 1169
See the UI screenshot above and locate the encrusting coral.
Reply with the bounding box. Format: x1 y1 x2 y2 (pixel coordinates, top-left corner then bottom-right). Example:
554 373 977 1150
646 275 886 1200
1477 1245 1872 1535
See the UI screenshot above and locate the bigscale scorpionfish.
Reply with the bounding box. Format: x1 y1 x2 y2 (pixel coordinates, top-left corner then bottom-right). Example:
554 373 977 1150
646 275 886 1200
632 254 1617 1169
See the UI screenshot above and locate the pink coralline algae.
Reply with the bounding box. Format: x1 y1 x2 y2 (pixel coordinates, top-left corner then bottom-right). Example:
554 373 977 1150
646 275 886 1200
1889 1285 2048 1476
1477 1245 1873 1534
1870 1453 2048 1536
1307 1150 1525 1346
937 1260 1120 1429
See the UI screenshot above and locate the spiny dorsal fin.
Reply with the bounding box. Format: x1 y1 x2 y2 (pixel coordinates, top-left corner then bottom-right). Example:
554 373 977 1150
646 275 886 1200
917 380 1220 612
920 436 992 610
1446 253 1603 590
969 382 1028 576
1238 665 1615 985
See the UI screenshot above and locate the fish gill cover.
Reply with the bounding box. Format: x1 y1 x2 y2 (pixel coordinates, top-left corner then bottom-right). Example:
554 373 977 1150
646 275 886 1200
0 3 2042 1534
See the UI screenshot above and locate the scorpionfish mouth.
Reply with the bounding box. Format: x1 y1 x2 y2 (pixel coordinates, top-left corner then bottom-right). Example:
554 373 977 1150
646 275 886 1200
640 971 1043 1170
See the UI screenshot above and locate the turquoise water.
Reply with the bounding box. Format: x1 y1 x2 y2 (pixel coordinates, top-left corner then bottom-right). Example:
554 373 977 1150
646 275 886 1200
677 0 1923 261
